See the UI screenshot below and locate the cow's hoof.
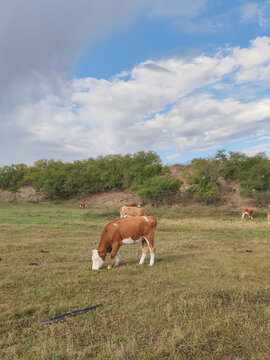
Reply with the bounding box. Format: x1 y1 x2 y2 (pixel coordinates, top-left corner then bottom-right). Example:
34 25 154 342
107 265 112 269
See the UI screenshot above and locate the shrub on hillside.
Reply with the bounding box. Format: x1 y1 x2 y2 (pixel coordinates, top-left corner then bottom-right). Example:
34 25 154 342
33 160 71 198
215 150 270 200
186 158 221 205
134 176 180 202
0 164 27 191
27 151 166 198
188 179 220 205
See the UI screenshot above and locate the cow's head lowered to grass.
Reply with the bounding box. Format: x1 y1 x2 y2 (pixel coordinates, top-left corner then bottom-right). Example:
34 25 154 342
91 249 104 270
91 216 157 270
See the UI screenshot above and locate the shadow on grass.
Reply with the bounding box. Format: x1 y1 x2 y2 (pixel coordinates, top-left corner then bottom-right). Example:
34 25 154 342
97 253 194 270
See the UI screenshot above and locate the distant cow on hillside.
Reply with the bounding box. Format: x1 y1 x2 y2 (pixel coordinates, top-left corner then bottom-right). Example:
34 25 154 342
124 203 141 207
241 208 253 220
120 205 146 218
92 216 157 270
80 201 88 208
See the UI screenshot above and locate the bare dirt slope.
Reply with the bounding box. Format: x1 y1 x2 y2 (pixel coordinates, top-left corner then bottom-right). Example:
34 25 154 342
0 181 254 209
78 189 142 207
0 186 49 204
0 186 142 207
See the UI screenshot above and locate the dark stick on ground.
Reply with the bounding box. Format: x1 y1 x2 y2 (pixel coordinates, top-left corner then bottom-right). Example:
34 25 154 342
40 304 102 325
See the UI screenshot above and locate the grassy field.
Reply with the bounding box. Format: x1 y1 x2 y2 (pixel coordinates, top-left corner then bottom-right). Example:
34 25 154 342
1 203 270 359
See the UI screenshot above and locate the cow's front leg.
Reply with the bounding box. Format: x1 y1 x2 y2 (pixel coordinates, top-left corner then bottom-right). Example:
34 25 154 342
107 244 120 269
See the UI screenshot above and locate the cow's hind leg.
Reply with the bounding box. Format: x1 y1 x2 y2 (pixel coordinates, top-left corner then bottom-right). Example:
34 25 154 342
114 249 120 267
139 240 148 265
144 230 156 266
107 244 121 269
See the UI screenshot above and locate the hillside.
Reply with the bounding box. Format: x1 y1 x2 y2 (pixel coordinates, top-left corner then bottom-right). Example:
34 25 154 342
1 150 270 209
0 169 254 209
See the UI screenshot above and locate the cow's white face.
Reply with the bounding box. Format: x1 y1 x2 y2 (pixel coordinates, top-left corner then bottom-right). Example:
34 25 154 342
92 250 104 270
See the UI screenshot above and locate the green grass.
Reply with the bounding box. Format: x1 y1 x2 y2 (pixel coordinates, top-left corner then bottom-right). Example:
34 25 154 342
1 203 270 359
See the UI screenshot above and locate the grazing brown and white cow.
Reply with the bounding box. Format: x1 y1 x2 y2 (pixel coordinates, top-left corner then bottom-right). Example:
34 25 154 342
267 211 270 225
120 205 146 217
92 216 157 270
241 208 253 220
80 201 88 208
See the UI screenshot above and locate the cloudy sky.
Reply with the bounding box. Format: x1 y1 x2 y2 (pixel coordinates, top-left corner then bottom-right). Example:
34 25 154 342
1 0 270 166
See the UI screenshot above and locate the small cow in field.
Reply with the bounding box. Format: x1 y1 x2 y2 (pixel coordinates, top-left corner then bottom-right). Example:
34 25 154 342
267 211 270 225
120 205 146 217
241 208 253 220
92 216 157 270
80 201 88 208
124 203 141 207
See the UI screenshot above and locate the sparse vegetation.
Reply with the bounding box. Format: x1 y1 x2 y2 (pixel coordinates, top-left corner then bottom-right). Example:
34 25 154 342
1 203 270 359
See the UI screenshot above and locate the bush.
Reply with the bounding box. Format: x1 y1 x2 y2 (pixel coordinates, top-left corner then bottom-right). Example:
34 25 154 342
186 158 221 205
33 160 70 198
188 179 220 205
20 151 166 198
0 164 27 191
134 176 180 202
215 150 270 200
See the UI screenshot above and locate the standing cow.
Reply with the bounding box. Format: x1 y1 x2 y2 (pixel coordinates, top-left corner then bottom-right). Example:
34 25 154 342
241 208 253 220
124 203 141 207
120 205 146 217
92 216 157 270
80 201 88 208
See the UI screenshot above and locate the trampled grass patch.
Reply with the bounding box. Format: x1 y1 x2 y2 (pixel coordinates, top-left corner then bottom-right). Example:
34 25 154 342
1 203 270 359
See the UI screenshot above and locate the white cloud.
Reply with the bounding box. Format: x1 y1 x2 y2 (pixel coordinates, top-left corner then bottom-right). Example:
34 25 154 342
166 153 181 160
243 142 270 156
2 36 270 165
140 96 270 152
240 1 270 27
232 36 270 84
